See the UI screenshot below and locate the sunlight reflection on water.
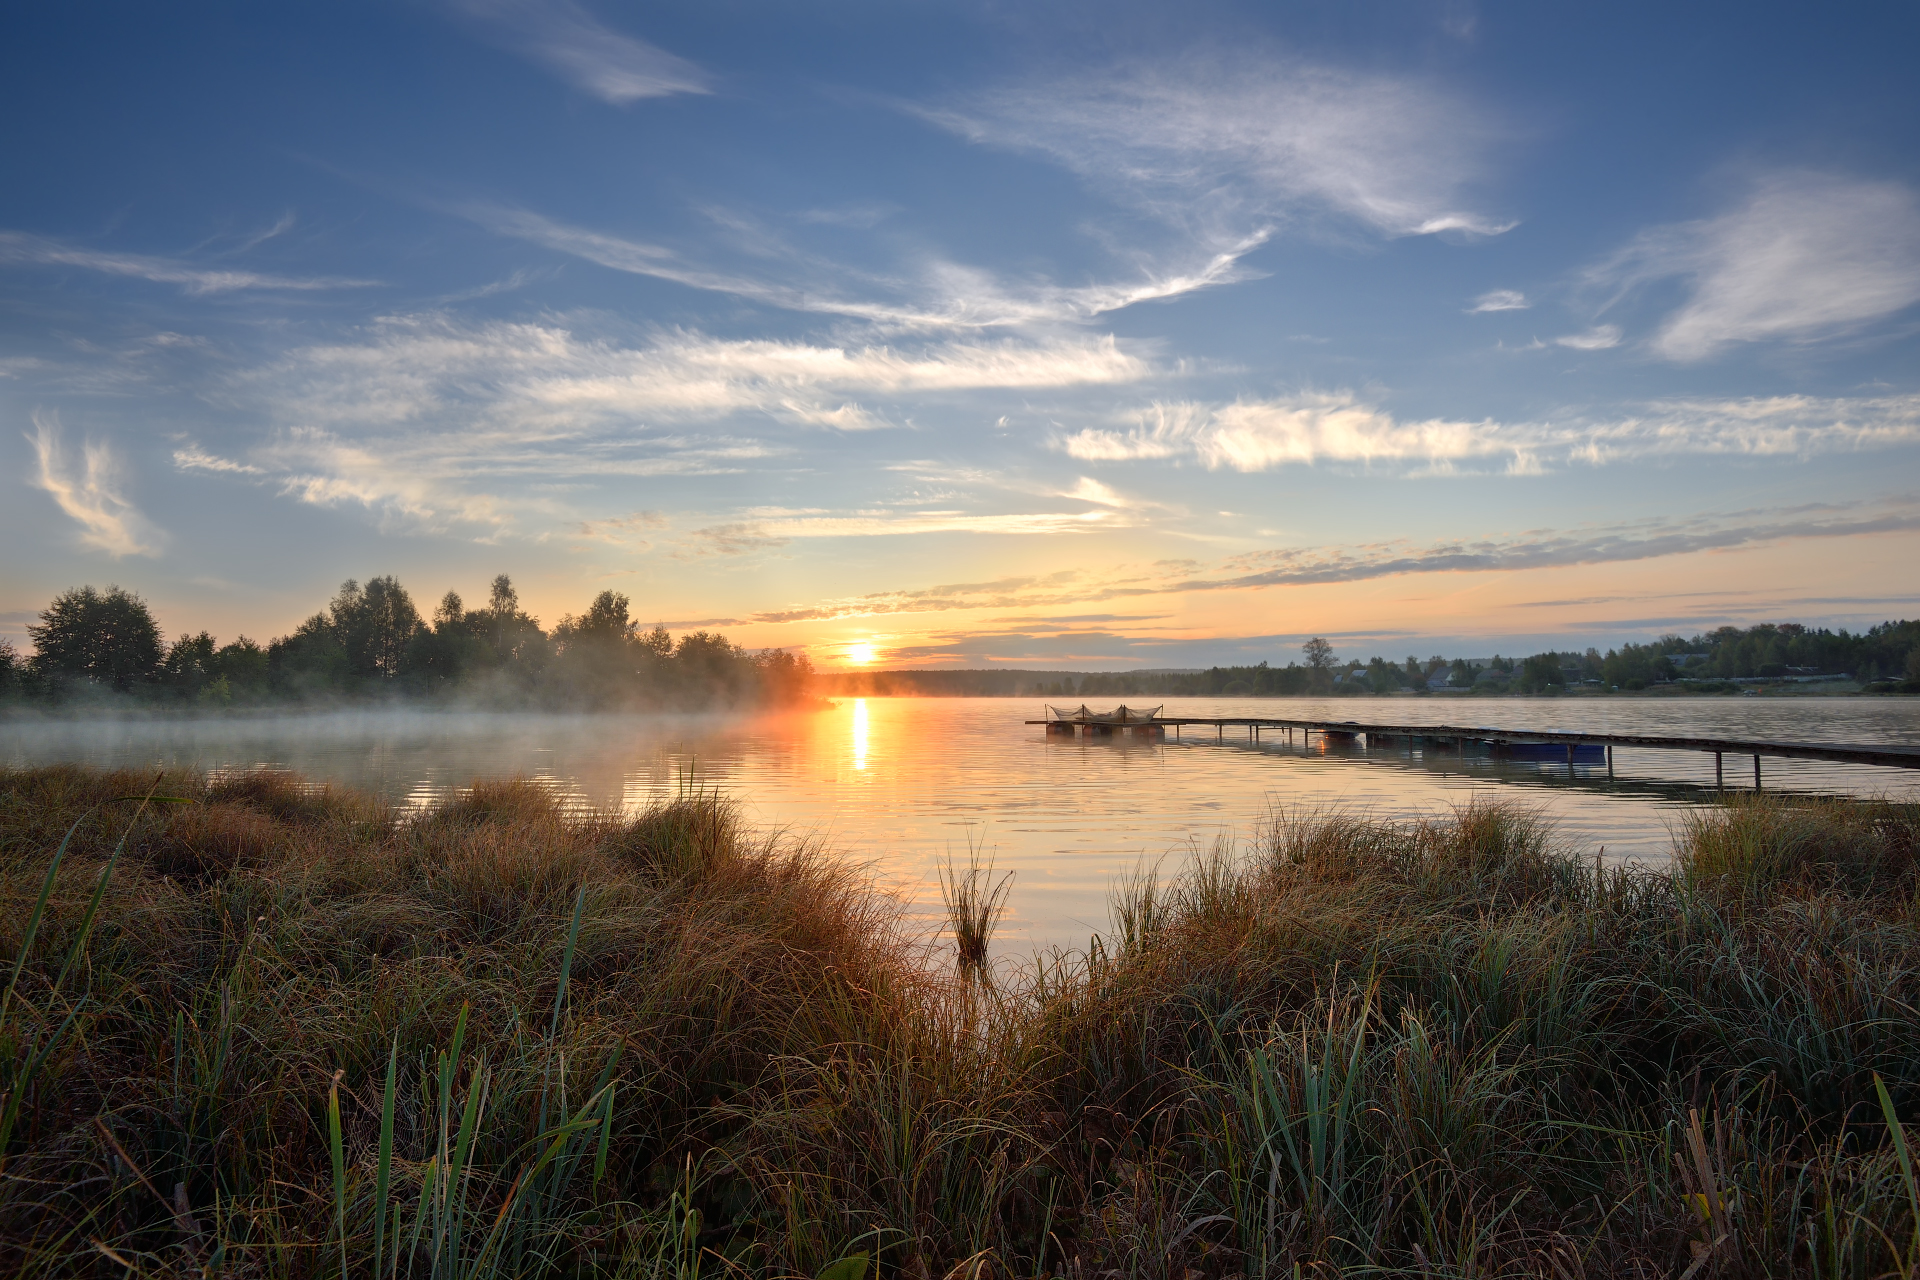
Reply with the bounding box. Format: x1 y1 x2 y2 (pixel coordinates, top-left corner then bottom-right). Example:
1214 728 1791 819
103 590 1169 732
6 696 1918 951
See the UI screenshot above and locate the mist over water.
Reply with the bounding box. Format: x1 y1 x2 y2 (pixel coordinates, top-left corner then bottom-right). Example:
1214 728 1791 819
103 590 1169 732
6 696 1918 949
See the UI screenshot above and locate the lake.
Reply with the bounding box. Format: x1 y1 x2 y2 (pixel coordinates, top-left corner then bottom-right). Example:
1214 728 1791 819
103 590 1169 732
6 696 1918 951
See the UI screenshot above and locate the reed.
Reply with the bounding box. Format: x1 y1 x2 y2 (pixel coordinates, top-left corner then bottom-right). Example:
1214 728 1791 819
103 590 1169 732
939 836 1013 983
4 767 1920 1277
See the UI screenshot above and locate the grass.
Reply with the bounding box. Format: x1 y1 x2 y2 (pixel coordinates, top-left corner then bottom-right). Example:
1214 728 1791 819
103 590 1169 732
3 771 1920 1277
938 838 1013 985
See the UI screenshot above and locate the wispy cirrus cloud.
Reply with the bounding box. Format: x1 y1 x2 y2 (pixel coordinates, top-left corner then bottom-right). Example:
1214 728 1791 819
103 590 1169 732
174 314 1152 528
447 0 709 104
26 412 166 557
468 202 1265 328
573 510 668 547
728 496 1920 627
1587 171 1920 361
1468 289 1529 313
1200 499 1920 589
0 230 376 294
176 424 769 532
922 50 1512 241
1058 389 1920 473
240 313 1149 434
1553 325 1621 350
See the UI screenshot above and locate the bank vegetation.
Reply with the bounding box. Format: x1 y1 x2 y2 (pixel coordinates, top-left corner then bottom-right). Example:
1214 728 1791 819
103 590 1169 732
3 769 1920 1276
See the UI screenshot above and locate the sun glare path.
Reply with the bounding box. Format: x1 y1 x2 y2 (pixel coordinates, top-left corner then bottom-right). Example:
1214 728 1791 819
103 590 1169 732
852 698 868 772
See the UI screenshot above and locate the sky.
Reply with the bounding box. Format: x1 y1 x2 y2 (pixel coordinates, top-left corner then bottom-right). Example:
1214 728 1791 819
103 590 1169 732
4 0 1919 671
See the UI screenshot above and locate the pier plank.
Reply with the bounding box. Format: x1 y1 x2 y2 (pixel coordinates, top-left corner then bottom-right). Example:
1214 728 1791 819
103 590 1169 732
1025 714 1920 771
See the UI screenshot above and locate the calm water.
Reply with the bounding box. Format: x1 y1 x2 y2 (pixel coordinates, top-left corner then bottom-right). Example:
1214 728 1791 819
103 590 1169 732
6 696 1919 950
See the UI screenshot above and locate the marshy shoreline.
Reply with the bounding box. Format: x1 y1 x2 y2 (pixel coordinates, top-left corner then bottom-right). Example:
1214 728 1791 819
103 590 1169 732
4 768 1920 1276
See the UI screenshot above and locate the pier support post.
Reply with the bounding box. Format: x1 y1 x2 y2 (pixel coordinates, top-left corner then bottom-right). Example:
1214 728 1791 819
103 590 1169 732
1754 755 1761 790
1715 751 1724 789
1566 743 1575 778
1607 745 1614 779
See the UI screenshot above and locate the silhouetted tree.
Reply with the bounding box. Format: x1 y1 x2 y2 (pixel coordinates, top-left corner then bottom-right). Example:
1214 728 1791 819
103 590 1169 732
1302 637 1335 694
163 631 219 698
755 649 815 704
213 638 269 701
330 577 423 679
479 575 547 669
28 585 163 690
675 630 749 699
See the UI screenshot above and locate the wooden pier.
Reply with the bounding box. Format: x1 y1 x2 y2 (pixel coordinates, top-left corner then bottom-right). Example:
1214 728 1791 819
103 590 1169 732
1027 713 1920 786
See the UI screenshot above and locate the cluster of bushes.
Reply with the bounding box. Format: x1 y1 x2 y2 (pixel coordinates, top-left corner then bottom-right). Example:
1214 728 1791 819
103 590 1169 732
5 768 1920 1275
1 577 813 711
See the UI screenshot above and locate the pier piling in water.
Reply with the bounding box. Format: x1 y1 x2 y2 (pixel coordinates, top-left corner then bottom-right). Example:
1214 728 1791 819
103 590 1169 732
1031 709 1920 785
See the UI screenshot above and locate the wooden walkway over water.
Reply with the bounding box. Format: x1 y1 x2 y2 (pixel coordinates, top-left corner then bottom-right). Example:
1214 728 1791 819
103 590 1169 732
1026 713 1920 787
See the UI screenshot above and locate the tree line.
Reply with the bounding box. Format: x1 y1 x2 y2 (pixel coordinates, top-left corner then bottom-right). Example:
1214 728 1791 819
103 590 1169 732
0 577 814 710
1039 621 1920 698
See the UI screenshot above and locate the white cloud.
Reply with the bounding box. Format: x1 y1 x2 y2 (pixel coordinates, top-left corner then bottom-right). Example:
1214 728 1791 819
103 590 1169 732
1058 389 1920 473
26 412 166 556
1468 289 1528 313
655 507 1130 560
173 443 263 475
469 203 1266 328
245 314 1151 435
1065 477 1127 507
0 230 376 294
448 0 709 103
181 316 1153 527
1588 172 1920 361
746 510 1122 539
1061 394 1503 470
926 51 1511 241
1554 324 1621 350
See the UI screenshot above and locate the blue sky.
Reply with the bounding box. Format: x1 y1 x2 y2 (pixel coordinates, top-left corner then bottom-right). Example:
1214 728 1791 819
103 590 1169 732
4 0 1919 669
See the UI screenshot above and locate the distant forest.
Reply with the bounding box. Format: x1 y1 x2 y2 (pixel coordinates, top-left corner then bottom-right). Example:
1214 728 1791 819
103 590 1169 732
7 587 1917 712
0 576 813 710
817 620 1920 698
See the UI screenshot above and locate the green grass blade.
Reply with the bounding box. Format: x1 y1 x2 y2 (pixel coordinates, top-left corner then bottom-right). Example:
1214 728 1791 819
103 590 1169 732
551 883 587 1040
593 1083 616 1184
445 1060 489 1270
51 779 180 996
1 808 93 1021
374 1036 398 1277
0 1002 83 1153
329 1078 348 1279
1877 1075 1920 1262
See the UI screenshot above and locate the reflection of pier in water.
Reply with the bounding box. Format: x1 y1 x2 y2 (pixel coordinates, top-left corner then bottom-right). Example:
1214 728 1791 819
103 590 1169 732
1031 708 1920 794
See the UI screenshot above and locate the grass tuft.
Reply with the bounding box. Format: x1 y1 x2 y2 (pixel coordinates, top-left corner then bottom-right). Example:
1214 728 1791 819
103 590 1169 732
939 836 1013 983
6 768 1920 1277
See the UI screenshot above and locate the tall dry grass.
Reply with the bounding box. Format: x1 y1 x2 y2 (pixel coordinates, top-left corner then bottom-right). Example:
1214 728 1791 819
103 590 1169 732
5 768 1920 1277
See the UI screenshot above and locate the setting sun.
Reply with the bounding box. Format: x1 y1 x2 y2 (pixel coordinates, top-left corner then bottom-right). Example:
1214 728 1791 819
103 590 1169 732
845 642 876 666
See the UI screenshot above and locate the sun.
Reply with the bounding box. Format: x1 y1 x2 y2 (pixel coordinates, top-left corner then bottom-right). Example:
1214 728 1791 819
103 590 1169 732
846 642 876 666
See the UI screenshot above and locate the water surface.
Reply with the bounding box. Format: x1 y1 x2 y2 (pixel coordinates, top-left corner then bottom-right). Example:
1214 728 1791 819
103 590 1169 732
7 696 1918 950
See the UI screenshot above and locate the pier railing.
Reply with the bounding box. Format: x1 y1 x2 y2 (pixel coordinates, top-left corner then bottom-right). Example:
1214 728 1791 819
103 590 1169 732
1025 712 1920 785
